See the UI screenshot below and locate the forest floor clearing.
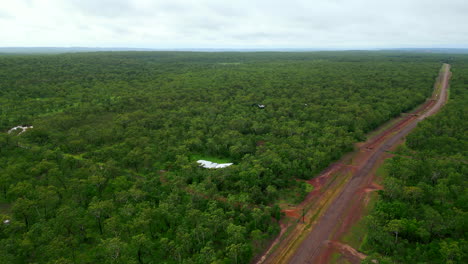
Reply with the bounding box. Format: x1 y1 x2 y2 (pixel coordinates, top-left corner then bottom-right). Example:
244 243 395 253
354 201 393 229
256 63 451 264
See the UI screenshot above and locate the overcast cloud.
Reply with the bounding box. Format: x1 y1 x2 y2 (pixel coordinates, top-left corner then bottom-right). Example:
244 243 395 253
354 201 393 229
0 0 467 49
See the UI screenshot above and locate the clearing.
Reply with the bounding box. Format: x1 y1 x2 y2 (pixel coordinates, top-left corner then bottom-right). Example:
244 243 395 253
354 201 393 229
257 63 451 264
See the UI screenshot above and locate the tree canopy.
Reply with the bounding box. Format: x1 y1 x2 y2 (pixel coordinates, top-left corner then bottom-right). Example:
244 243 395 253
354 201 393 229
362 58 468 263
0 51 462 263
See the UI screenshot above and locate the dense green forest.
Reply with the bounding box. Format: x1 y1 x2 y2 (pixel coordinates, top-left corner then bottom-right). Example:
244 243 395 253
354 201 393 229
363 60 468 263
0 51 456 263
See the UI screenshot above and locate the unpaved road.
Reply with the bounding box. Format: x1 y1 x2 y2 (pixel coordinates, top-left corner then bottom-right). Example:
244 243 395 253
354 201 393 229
259 64 451 264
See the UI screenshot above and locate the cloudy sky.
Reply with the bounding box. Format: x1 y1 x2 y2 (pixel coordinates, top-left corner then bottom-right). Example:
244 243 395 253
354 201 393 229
0 0 467 49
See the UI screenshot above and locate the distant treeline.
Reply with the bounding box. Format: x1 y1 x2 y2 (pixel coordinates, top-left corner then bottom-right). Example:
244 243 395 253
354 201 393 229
0 51 461 263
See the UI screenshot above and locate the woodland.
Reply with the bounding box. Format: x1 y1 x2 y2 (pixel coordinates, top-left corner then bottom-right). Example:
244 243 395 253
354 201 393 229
0 51 464 263
363 59 467 264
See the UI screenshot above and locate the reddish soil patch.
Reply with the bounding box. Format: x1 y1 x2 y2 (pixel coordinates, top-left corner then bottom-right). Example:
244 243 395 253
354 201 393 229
300 64 451 264
307 163 342 191
283 209 301 219
323 241 367 264
257 64 451 264
364 182 384 193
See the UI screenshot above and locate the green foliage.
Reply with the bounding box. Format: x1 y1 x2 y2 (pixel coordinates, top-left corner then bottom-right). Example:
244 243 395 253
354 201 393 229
363 60 468 263
0 51 456 263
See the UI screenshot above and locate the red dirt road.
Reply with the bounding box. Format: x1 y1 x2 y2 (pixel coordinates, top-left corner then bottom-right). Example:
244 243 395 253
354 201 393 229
258 64 451 264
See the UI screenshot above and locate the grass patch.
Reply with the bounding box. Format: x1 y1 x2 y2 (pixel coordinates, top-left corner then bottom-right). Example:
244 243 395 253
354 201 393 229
189 154 232 164
342 216 368 250
330 252 353 264
304 182 314 193
276 195 300 208
342 189 379 252
330 252 342 263
375 158 390 185
342 161 385 251
276 181 313 207
375 164 388 179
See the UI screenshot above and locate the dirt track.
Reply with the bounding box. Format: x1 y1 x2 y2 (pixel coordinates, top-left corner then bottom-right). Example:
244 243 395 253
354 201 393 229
258 64 451 264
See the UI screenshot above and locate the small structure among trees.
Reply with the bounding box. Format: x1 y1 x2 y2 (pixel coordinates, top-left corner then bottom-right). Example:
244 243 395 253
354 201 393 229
197 160 233 169
8 125 33 135
252 104 265 109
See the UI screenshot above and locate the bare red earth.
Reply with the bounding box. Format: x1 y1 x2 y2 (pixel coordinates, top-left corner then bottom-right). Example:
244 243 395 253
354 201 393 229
324 241 368 264
257 64 451 264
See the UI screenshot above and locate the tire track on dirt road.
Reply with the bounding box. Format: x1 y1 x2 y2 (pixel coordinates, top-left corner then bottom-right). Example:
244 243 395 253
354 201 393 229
258 64 451 264
289 63 451 264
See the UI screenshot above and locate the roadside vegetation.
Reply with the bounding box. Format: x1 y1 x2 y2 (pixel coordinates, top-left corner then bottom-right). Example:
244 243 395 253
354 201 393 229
0 51 452 263
362 59 468 264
